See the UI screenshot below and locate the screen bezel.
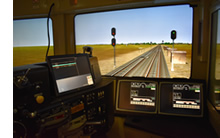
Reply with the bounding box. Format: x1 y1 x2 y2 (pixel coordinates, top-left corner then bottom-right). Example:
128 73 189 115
158 80 204 117
47 54 95 97
115 79 158 115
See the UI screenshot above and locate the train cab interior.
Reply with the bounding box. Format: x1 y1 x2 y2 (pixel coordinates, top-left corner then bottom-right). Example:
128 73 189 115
11 0 220 137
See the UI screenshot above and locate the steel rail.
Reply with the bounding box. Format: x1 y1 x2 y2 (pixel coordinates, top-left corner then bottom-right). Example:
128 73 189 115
144 49 159 77
159 46 170 78
156 48 161 77
105 46 158 76
105 45 170 78
145 46 170 78
114 57 145 77
126 49 158 77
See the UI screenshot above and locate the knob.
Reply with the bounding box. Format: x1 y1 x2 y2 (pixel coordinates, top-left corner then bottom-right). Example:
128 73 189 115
36 95 44 104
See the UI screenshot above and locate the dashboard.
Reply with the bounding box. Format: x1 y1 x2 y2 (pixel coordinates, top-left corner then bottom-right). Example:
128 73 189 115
13 54 217 138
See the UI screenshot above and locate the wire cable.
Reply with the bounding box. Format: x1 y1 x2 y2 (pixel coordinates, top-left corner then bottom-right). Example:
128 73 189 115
45 3 55 60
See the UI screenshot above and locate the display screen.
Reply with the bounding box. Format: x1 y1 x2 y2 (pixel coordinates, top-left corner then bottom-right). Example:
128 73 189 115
47 54 94 95
159 81 203 117
130 82 156 106
172 84 200 109
116 80 157 114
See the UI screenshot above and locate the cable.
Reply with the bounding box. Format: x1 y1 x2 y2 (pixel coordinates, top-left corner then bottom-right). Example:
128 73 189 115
13 121 27 138
45 3 55 61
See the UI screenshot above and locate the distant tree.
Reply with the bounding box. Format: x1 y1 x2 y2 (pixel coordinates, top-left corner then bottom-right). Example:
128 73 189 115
164 42 171 45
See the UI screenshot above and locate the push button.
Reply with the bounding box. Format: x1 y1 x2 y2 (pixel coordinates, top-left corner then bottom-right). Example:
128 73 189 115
36 95 44 104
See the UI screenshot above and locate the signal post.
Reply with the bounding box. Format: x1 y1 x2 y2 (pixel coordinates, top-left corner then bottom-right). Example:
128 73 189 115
111 28 116 68
171 30 177 71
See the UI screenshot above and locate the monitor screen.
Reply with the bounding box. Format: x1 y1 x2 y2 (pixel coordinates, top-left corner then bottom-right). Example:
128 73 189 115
172 84 200 109
159 81 203 117
116 80 157 114
47 54 95 96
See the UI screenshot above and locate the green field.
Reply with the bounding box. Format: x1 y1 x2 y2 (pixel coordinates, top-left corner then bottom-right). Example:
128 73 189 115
163 44 192 58
13 44 192 74
76 44 154 60
13 44 154 67
13 46 54 67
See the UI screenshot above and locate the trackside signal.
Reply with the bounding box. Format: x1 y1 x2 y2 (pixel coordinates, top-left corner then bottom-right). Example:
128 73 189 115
111 28 116 36
171 30 177 40
111 28 116 68
112 38 116 46
170 30 177 72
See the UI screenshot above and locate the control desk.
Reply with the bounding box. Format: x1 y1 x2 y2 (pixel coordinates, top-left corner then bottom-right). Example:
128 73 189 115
13 54 218 138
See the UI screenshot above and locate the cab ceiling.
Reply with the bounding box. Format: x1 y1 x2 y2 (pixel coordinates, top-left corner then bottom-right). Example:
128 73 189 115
13 0 200 19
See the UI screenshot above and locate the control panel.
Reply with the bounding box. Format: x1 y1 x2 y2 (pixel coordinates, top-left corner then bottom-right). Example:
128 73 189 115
13 63 114 138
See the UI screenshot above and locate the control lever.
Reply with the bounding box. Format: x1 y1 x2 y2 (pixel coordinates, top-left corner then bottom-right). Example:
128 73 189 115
14 68 31 88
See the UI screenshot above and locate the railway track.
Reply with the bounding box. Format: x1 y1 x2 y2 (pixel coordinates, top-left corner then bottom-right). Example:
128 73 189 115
105 45 170 78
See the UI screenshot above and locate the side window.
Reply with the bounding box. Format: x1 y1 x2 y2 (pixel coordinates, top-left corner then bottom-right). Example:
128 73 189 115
209 9 220 111
215 11 220 80
13 18 54 67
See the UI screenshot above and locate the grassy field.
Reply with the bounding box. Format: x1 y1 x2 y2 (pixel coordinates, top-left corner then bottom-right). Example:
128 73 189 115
13 46 54 67
77 44 156 74
216 44 220 79
13 44 192 78
76 44 154 60
13 45 152 67
163 44 192 59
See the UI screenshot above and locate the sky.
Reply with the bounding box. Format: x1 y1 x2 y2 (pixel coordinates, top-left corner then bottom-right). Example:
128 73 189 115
75 5 193 45
13 5 192 47
13 18 53 47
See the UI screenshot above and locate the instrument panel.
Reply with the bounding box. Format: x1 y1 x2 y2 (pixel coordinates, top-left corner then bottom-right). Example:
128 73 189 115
13 57 114 138
115 77 204 117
